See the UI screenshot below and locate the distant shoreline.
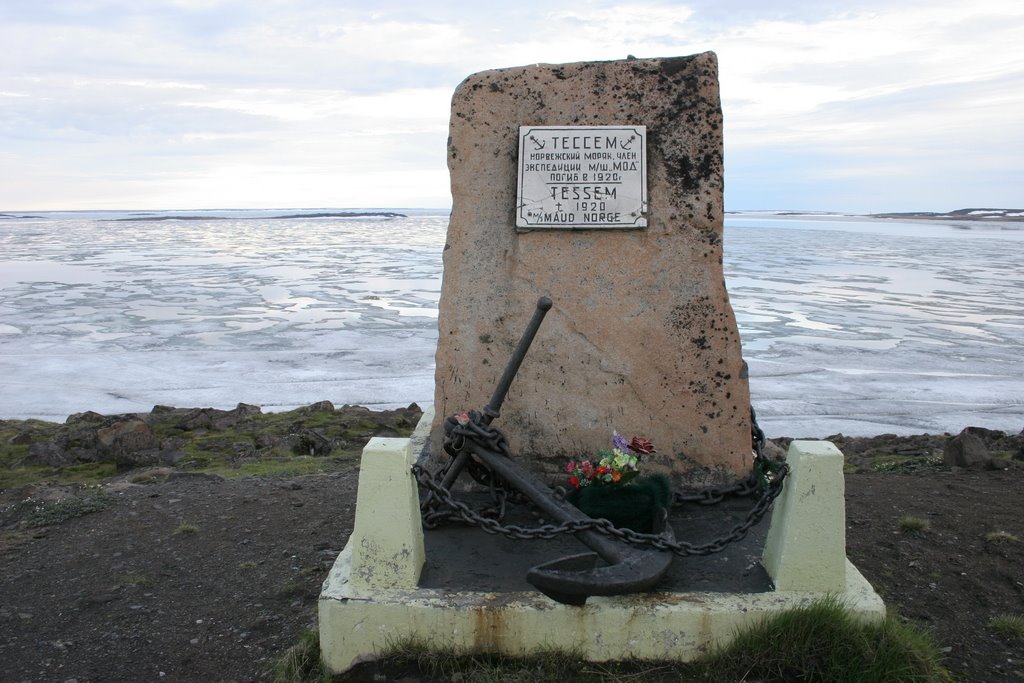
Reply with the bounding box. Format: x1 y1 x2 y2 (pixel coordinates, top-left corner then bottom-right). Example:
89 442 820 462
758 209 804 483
724 207 1024 222
109 211 407 222
869 207 1024 222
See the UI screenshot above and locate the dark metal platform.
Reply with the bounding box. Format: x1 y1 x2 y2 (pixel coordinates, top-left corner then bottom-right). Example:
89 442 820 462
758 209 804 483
419 493 773 594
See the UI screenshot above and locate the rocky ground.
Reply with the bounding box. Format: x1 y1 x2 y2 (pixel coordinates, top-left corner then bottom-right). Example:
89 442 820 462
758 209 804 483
1 405 1022 682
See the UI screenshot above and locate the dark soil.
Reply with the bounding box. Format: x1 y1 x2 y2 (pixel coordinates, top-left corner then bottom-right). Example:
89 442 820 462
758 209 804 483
1 420 1023 682
845 468 1023 681
0 472 358 682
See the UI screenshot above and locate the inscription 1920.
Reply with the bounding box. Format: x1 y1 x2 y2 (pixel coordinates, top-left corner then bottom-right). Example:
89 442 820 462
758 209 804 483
516 125 647 231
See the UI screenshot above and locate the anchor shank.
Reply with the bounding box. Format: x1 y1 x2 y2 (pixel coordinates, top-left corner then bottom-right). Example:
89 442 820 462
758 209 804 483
465 442 635 564
481 296 552 425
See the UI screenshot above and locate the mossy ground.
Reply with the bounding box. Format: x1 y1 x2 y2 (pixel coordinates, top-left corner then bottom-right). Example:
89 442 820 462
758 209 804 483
0 403 421 489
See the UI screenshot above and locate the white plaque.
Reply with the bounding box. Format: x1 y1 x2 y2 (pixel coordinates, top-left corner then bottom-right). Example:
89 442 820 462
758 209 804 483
516 125 647 230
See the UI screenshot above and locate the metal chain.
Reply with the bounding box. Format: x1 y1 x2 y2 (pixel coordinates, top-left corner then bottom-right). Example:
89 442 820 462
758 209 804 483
414 406 789 557
672 406 779 505
444 410 525 491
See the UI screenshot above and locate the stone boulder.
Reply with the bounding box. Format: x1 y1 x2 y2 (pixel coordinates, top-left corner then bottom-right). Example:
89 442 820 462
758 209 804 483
299 400 336 414
289 429 333 457
169 403 262 431
21 442 72 467
943 430 991 469
96 419 157 453
94 419 163 470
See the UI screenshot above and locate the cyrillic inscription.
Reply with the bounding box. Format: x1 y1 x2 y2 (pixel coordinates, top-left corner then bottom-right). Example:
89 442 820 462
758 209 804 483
516 126 647 230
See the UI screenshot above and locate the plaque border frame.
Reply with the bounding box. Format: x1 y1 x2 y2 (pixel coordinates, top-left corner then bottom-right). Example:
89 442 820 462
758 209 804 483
515 125 648 232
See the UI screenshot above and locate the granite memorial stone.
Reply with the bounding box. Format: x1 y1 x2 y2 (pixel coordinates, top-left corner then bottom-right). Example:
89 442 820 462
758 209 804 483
433 53 750 484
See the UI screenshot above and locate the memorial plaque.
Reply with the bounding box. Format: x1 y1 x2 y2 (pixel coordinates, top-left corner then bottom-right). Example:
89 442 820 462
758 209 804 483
516 126 647 230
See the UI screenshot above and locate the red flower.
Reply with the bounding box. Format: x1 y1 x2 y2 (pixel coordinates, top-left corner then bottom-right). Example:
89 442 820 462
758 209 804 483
629 437 655 454
568 476 580 489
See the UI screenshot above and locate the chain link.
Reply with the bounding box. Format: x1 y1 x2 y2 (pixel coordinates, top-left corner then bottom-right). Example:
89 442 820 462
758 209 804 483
415 406 789 557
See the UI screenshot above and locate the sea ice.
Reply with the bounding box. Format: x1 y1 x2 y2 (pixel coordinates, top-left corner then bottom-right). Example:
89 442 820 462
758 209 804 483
0 210 1021 437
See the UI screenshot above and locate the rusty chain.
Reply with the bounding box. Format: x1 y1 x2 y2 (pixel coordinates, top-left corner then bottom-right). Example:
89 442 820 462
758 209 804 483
414 406 789 557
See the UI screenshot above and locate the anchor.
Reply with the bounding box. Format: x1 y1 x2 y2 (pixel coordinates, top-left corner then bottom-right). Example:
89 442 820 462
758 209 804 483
437 296 675 605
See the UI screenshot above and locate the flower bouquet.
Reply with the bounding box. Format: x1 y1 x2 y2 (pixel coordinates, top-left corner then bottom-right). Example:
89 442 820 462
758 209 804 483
565 432 671 533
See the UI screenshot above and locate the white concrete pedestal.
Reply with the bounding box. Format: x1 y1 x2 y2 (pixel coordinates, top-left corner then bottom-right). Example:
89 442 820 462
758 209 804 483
319 409 884 673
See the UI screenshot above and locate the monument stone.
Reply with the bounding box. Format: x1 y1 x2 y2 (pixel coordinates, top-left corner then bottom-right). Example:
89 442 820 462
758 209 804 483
319 54 887 674
433 53 750 484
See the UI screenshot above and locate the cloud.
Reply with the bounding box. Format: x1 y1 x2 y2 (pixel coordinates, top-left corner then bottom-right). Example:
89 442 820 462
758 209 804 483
717 1 1024 136
1 0 1022 211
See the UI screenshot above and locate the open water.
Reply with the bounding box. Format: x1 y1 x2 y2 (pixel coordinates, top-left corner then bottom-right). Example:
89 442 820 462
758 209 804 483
1 208 1021 437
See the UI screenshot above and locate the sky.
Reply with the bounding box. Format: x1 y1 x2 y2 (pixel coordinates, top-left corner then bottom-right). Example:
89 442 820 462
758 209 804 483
1 0 1022 213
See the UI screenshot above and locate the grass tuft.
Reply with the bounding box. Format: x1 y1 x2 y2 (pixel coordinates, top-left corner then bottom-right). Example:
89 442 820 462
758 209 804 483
129 471 161 484
278 579 307 599
270 629 332 683
173 521 200 536
984 530 1019 544
898 515 930 533
119 574 154 589
700 595 950 682
988 614 1024 639
0 530 35 549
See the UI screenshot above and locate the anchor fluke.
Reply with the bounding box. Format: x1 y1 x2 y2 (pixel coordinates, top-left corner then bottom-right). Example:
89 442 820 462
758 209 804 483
525 510 675 605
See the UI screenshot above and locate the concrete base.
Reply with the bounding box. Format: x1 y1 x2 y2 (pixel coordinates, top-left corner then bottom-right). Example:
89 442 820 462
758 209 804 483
319 409 885 673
